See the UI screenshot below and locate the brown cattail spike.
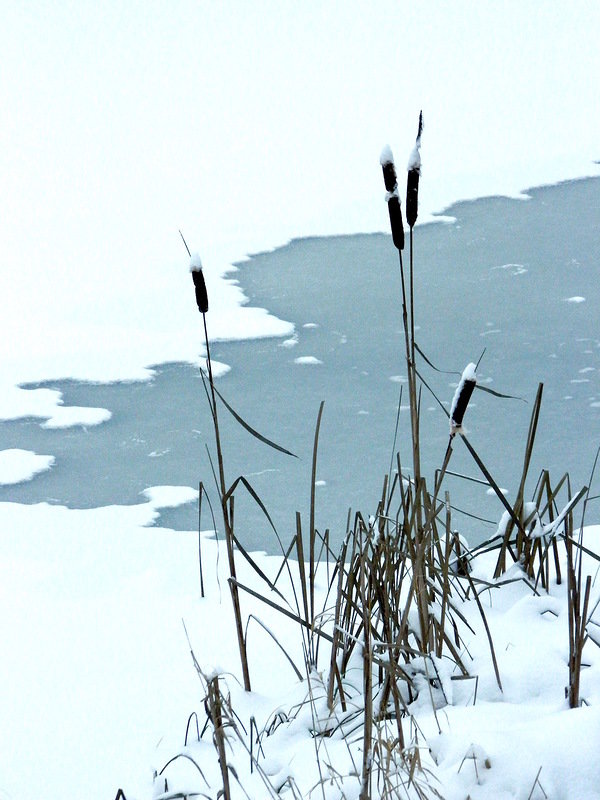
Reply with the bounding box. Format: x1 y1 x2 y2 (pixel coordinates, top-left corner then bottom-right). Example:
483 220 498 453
406 111 423 229
381 161 398 194
380 145 405 251
450 362 477 435
190 254 209 313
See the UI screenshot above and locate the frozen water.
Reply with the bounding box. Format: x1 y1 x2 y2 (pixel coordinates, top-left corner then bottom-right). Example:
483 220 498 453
2 177 599 552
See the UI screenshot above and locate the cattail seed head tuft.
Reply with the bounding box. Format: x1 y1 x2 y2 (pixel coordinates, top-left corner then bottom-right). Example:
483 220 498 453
380 146 405 250
406 111 423 229
189 253 209 313
450 362 477 435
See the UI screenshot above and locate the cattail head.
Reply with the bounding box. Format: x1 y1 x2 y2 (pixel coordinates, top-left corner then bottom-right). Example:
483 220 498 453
380 145 405 250
380 145 398 192
449 362 477 435
406 111 423 229
189 252 209 314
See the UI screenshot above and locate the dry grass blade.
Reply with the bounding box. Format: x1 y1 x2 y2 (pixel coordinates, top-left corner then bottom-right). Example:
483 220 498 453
230 577 334 643
462 558 503 693
494 383 544 575
210 381 298 458
245 615 303 680
310 401 325 631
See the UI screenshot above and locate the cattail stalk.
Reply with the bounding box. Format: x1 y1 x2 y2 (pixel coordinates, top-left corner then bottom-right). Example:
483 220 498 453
381 135 427 648
407 112 423 403
184 235 251 691
207 676 232 800
380 148 420 490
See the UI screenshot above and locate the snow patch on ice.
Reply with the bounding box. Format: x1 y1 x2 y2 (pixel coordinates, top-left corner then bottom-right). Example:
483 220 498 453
0 449 55 485
491 263 528 275
279 334 299 348
480 328 501 337
148 449 170 458
565 296 586 303
141 485 199 509
42 405 112 429
294 356 323 365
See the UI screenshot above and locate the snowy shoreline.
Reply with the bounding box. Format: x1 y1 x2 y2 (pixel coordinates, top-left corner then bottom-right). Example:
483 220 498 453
2 167 598 436
3 491 598 799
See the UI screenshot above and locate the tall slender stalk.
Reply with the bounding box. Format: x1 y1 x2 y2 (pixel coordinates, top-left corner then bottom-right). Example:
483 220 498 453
183 234 251 691
203 314 251 690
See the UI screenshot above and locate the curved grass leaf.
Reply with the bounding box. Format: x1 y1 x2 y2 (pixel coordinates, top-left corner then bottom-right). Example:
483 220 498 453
211 383 298 458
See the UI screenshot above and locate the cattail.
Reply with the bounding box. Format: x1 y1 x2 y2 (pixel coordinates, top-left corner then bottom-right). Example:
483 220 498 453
380 145 404 250
189 252 209 313
450 362 477 434
406 111 423 229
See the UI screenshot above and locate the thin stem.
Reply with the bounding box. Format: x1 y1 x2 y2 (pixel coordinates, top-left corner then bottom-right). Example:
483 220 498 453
398 250 422 523
202 312 251 691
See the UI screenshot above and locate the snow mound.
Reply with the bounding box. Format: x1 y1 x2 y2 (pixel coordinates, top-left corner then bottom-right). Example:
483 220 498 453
141 485 199 508
0 449 55 485
294 356 323 365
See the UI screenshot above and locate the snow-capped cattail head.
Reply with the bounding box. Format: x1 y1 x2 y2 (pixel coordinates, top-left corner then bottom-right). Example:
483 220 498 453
380 145 397 192
406 111 423 229
189 252 209 314
449 362 477 435
380 145 405 251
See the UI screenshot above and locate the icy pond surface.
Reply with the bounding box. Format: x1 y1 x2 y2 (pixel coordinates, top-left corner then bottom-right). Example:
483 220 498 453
2 177 599 552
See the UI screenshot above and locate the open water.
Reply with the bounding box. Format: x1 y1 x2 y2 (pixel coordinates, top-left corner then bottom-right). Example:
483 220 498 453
2 177 599 552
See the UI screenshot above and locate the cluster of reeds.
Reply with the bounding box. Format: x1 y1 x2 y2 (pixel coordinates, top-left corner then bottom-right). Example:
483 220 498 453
169 113 600 800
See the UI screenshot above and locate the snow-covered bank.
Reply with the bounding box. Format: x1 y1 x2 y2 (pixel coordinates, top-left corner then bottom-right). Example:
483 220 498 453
3 491 599 799
0 494 202 800
126 526 600 800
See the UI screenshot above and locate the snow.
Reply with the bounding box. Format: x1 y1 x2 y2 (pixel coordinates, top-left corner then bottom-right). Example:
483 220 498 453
407 142 421 172
0 496 203 800
189 252 203 272
565 296 586 303
41 404 112 429
460 362 477 383
2 491 600 799
0 448 55 485
294 356 323 365
141 485 199 508
379 144 394 166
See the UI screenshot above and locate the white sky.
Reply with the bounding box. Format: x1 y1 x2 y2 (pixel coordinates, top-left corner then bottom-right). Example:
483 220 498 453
1 1 599 399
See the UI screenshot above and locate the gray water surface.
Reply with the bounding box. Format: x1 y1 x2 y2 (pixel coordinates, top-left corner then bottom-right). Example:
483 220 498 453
2 177 599 552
